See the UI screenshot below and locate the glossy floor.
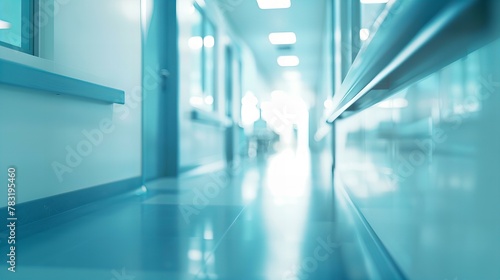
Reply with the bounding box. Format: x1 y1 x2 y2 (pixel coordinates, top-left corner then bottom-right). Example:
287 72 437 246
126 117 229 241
0 149 376 280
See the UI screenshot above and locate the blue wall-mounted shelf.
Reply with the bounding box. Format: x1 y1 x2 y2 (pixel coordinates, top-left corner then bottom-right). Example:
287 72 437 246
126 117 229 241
0 59 125 104
314 0 500 141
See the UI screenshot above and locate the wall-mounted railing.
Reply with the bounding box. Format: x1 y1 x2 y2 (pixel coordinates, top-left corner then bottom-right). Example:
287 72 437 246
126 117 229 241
0 59 125 104
323 0 499 128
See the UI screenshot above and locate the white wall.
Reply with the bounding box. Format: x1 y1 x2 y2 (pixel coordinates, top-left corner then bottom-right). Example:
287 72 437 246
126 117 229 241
0 0 142 206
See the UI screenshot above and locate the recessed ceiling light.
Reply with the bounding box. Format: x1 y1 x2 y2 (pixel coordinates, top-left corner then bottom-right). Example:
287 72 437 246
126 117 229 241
0 19 11 29
257 0 291 10
269 32 296 45
277 56 299 67
360 0 389 3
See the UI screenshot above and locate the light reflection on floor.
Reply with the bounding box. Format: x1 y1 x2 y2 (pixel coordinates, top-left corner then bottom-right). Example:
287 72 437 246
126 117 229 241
0 148 374 280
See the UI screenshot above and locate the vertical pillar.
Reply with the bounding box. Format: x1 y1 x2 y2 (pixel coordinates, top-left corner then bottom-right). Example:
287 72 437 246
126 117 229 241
142 0 180 181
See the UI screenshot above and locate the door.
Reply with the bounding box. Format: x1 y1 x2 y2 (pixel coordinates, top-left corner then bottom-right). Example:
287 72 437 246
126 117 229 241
142 0 179 181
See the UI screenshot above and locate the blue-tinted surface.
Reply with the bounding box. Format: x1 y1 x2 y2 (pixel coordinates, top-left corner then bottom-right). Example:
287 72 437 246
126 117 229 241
0 0 22 48
336 39 500 279
0 149 376 279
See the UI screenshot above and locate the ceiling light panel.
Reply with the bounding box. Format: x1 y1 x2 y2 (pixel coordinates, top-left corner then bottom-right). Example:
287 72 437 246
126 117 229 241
257 0 291 10
277 56 299 67
269 32 296 45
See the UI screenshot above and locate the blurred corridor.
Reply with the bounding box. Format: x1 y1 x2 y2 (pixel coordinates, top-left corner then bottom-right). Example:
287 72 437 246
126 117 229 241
0 148 380 280
1 0 500 279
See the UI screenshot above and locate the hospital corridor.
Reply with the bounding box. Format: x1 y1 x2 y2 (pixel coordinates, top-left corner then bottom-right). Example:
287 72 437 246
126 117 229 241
1 0 500 279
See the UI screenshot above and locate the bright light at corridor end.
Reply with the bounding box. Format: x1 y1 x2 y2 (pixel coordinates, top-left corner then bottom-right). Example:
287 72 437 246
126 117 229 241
257 0 291 9
277 56 299 67
377 97 408 108
269 32 296 45
0 19 11 29
283 70 301 80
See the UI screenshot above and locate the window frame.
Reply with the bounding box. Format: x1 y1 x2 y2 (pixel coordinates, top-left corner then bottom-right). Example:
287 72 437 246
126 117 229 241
192 2 218 112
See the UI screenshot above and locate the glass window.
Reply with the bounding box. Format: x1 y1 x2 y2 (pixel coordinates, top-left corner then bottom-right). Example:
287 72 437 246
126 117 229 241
188 3 217 112
203 20 216 109
359 0 389 45
0 0 33 54
188 6 204 108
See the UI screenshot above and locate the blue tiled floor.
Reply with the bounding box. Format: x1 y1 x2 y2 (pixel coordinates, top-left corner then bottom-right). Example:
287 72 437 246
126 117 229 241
0 149 374 279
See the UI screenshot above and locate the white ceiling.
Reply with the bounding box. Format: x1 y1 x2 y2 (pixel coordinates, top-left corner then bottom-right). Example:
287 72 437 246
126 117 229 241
219 0 328 97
